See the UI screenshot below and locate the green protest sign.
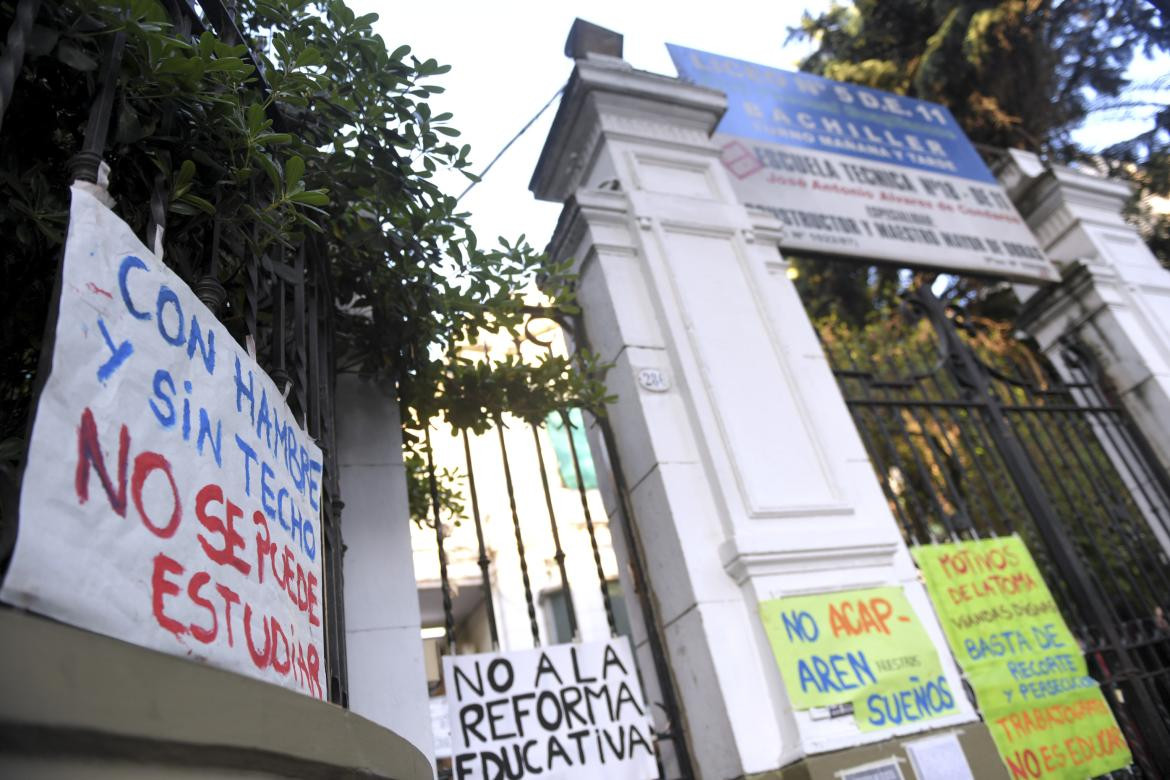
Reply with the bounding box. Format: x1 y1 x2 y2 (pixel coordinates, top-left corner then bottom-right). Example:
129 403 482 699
758 586 960 731
913 536 1131 779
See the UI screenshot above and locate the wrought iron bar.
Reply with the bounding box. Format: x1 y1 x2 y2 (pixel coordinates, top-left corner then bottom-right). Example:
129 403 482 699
835 338 959 541
195 189 227 314
495 415 541 646
306 262 322 438
425 426 456 648
145 4 187 256
531 423 578 641
883 321 981 538
324 494 348 706
1007 404 1143 621
913 284 1170 771
560 409 617 636
0 0 42 131
461 429 500 650
1062 343 1170 554
245 219 260 350
270 252 289 392
292 246 308 420
69 27 125 184
593 413 696 780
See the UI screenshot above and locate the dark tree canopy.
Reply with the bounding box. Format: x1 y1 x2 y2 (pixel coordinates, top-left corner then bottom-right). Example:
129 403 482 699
0 0 607 443
0 0 611 532
794 0 1166 155
786 0 1170 313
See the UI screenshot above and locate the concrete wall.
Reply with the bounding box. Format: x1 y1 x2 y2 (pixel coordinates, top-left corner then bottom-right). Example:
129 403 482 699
0 608 429 779
1002 149 1170 487
0 374 432 778
337 374 435 767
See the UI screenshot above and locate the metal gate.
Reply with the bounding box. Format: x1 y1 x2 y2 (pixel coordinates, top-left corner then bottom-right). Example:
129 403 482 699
820 281 1170 776
0 0 348 705
417 318 695 780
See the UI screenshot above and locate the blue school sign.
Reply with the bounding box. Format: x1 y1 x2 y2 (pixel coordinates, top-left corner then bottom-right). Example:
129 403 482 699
668 44 995 184
666 44 1056 282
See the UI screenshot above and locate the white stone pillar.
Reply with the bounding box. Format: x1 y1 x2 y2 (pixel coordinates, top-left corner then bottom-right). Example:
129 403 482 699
1000 149 1170 475
531 51 976 778
336 375 434 768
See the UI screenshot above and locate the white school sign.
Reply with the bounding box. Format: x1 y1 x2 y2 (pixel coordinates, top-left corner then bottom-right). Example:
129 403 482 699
668 45 1058 283
2 185 326 698
444 638 658 780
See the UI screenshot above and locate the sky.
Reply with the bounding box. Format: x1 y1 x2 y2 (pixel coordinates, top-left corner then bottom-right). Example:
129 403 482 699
349 0 834 250
351 0 1166 254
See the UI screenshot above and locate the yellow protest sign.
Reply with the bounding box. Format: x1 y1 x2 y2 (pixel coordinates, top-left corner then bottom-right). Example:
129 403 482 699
758 586 960 731
913 536 1132 779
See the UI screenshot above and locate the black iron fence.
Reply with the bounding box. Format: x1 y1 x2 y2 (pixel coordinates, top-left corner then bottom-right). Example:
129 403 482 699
417 325 695 780
0 0 348 704
820 280 1170 776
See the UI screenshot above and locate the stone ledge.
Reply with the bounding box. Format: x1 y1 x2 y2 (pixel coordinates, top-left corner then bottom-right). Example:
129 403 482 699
0 608 430 779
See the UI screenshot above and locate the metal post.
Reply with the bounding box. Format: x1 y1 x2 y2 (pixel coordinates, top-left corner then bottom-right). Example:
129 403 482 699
531 423 578 641
495 414 542 646
425 426 456 648
461 429 500 650
0 0 42 130
69 28 125 184
560 408 617 636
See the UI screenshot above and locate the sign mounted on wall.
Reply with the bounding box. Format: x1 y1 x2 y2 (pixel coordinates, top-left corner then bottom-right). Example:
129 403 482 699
1 185 326 698
668 45 1058 283
444 638 657 780
913 536 1132 778
758 585 962 732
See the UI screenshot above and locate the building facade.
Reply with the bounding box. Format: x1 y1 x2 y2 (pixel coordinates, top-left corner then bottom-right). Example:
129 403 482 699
7 13 1170 780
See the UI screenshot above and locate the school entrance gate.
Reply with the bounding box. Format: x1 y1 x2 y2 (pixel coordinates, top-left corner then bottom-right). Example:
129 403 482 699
818 279 1170 775
531 19 1170 780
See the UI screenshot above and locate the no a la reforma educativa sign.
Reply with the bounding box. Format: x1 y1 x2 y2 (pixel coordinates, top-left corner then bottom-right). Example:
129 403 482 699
668 44 1058 284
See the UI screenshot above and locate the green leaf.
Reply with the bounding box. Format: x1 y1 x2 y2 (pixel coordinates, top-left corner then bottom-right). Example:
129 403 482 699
168 200 201 216
179 193 216 214
255 132 293 145
255 152 282 190
289 189 330 206
27 25 59 58
56 41 97 71
115 102 147 145
294 46 324 68
246 102 268 134
175 160 196 190
284 155 305 192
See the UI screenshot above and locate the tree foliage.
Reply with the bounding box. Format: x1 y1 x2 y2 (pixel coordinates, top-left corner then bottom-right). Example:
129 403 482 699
0 0 608 447
795 0 1165 153
0 0 612 537
785 3 1170 594
791 0 1170 269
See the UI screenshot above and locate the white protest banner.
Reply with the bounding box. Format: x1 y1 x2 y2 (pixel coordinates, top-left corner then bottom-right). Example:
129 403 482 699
444 638 658 780
2 184 326 698
668 45 1058 283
